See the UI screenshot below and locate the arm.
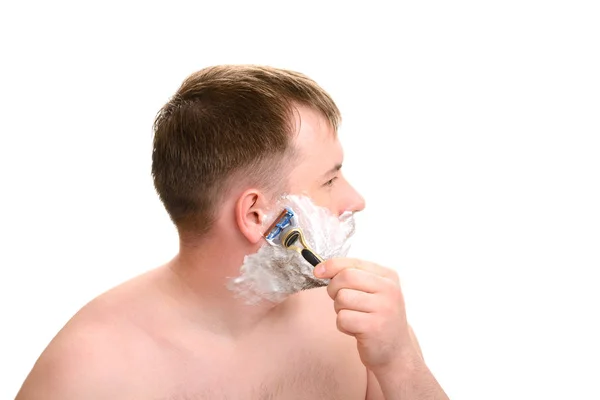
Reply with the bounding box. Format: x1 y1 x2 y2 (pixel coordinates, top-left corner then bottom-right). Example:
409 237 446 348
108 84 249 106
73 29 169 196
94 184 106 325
366 326 449 400
314 259 450 400
368 359 449 400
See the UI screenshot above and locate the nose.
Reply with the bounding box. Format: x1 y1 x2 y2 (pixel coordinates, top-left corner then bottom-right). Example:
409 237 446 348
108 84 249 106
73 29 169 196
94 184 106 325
352 190 366 213
342 184 366 215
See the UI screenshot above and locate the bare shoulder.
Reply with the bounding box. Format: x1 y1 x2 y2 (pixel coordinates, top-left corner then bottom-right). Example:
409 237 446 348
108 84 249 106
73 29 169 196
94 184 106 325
15 269 163 400
16 320 127 399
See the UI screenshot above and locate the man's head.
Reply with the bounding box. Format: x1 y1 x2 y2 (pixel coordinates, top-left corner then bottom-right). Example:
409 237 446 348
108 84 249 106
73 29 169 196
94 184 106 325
152 65 365 245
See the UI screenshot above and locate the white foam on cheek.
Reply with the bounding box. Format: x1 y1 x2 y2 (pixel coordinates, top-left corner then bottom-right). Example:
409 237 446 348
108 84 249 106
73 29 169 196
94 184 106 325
227 194 355 305
290 196 355 260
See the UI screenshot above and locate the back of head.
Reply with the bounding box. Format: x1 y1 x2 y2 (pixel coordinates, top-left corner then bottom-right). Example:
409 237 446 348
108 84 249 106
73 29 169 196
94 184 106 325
152 64 341 237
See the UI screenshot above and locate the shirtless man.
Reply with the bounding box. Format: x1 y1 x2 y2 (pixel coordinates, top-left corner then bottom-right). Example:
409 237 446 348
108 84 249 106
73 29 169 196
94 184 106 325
15 65 449 399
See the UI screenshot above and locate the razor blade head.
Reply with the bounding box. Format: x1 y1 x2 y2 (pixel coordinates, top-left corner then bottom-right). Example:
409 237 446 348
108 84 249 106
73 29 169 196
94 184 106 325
263 207 325 267
264 207 297 244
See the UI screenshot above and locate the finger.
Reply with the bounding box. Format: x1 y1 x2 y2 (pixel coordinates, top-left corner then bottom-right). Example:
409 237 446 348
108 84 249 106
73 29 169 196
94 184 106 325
326 268 393 300
334 288 377 313
336 309 370 336
315 257 399 283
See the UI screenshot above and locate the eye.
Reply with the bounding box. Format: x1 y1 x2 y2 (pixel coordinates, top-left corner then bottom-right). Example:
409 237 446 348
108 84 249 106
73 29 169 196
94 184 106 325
324 177 338 187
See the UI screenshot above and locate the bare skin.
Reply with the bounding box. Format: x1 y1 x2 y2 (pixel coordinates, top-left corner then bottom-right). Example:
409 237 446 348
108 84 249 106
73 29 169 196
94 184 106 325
16 266 368 399
15 106 449 399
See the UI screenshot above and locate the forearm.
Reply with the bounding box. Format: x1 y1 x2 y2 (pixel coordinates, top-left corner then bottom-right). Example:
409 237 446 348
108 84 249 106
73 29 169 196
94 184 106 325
374 358 450 400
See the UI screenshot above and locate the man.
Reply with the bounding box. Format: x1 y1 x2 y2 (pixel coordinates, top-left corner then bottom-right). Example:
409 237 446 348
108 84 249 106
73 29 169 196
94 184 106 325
16 65 449 399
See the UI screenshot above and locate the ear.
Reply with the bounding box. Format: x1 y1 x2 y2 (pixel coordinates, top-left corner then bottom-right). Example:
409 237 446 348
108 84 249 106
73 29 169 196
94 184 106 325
235 189 269 245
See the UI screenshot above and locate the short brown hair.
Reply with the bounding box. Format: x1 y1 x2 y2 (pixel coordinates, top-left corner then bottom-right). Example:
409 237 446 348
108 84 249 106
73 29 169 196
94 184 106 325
151 65 341 236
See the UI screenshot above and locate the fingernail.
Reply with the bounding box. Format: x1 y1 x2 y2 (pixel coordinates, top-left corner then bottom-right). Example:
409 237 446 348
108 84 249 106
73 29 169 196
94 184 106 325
315 265 326 277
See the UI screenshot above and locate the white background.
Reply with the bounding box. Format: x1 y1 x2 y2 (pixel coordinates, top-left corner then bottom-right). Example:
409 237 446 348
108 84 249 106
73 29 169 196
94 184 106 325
1 1 599 399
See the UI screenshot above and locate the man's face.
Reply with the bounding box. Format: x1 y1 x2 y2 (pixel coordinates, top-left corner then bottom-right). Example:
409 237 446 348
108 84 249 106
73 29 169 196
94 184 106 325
226 106 366 304
286 106 366 216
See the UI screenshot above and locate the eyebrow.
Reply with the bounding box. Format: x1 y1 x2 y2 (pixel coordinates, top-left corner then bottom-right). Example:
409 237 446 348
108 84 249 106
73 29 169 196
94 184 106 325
322 163 342 178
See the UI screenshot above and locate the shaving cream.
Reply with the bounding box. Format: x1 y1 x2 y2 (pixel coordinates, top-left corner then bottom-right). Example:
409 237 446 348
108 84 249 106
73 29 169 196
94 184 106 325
227 194 355 304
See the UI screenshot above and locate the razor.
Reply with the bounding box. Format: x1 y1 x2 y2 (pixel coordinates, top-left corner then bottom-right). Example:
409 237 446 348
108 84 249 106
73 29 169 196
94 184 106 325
264 208 324 267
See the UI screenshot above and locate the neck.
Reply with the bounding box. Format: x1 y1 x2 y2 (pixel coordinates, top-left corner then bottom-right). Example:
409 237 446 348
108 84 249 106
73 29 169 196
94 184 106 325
164 230 285 337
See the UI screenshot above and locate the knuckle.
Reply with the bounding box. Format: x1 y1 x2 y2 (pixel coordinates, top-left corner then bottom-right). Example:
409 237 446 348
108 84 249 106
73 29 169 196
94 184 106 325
336 269 352 287
384 287 403 307
340 269 359 286
326 283 337 299
377 290 400 313
336 288 351 303
382 276 398 289
338 289 362 310
387 268 400 282
393 287 404 303
337 309 351 329
346 269 365 285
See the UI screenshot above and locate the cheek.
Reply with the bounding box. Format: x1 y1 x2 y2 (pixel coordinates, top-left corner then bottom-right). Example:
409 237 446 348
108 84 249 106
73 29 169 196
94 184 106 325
306 191 335 211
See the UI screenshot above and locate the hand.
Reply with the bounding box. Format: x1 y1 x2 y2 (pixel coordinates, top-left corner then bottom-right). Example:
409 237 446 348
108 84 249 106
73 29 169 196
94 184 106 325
314 258 421 375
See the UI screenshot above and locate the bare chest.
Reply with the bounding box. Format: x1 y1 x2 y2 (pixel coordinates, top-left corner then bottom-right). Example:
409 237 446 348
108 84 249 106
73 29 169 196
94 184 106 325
159 348 365 400
117 284 367 399
134 334 367 400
